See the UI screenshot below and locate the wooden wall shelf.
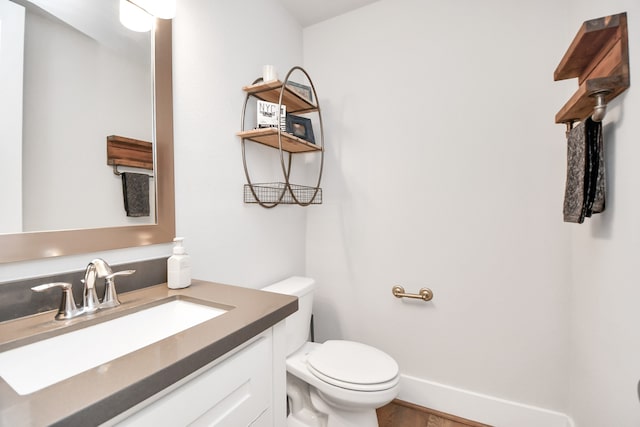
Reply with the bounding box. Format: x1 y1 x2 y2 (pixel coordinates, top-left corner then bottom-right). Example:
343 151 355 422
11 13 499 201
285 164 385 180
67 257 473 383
243 80 317 114
239 66 324 207
237 128 322 153
554 12 629 123
106 135 153 170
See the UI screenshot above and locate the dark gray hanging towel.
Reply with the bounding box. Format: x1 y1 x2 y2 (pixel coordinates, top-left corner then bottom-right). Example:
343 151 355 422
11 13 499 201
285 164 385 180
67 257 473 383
563 118 605 223
563 122 587 223
586 119 606 216
122 172 150 217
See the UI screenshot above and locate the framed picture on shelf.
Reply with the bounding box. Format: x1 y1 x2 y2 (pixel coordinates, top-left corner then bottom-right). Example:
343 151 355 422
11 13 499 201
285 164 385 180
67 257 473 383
286 114 315 144
286 81 313 104
257 100 286 131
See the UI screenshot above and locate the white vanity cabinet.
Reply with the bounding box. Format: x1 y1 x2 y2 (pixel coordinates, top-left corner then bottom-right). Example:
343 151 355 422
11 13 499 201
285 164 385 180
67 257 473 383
110 322 287 427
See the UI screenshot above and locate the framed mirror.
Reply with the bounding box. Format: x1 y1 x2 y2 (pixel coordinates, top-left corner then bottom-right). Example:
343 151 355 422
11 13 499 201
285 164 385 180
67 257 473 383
0 4 175 264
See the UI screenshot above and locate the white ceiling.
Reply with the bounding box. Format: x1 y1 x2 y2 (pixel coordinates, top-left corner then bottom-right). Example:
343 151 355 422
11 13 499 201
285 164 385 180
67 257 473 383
276 0 380 27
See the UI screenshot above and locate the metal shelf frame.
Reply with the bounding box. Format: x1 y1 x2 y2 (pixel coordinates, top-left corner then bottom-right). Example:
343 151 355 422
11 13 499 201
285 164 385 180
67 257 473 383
239 66 324 208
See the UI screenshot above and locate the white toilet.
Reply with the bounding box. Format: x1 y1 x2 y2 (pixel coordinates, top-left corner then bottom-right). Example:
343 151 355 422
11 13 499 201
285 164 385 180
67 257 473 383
263 277 400 427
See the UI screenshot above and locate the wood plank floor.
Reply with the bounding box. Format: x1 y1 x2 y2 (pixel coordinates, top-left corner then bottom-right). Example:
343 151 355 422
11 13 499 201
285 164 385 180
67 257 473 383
377 399 493 427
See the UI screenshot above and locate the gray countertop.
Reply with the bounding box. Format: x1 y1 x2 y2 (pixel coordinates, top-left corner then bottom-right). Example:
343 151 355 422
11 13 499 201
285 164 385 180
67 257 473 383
0 279 297 426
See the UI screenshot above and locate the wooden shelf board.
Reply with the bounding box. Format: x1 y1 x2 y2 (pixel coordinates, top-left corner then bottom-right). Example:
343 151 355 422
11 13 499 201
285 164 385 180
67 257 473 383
579 37 627 85
106 135 153 170
243 80 317 114
555 75 629 123
237 128 322 153
554 13 626 81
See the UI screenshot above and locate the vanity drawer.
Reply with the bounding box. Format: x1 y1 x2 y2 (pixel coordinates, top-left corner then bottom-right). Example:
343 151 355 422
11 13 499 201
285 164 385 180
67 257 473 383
114 332 272 426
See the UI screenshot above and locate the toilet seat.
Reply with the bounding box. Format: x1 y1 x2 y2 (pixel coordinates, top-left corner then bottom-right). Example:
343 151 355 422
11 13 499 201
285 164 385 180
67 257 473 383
306 340 399 392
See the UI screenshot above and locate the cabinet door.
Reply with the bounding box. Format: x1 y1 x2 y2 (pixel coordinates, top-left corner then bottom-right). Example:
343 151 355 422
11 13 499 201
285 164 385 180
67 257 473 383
116 333 272 426
249 408 272 427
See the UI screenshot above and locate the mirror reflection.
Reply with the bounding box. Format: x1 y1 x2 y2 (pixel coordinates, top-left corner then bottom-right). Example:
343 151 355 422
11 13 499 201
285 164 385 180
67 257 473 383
0 0 155 234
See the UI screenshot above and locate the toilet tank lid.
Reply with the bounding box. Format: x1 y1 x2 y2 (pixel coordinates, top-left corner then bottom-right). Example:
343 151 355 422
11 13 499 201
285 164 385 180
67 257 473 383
262 276 316 297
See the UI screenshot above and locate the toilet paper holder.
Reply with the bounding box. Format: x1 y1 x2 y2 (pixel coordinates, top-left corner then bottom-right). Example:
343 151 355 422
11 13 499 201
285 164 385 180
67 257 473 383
392 285 433 302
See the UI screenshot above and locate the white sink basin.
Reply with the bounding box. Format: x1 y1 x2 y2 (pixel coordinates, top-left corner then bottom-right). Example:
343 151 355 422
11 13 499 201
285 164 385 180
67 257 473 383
0 299 226 395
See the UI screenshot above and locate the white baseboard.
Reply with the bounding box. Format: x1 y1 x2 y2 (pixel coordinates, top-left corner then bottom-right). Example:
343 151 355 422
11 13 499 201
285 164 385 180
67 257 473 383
398 374 574 427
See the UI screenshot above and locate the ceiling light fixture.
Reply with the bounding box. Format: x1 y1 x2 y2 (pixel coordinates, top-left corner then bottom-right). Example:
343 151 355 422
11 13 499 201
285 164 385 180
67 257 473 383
119 0 176 33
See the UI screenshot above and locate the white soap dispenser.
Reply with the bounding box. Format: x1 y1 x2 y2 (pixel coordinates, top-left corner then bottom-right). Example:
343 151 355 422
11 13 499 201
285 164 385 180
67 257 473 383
168 237 191 289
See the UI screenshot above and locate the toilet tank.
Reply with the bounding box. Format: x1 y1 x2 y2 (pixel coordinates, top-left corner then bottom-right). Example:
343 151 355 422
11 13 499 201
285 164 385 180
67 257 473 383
262 276 316 356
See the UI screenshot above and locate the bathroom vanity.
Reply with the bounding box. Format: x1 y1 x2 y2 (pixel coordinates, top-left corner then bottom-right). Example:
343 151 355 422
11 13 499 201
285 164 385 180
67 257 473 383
0 280 297 426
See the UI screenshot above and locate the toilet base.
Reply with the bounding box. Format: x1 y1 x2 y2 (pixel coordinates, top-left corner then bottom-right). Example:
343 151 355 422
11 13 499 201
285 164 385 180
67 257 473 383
286 373 381 427
310 388 379 427
287 374 327 427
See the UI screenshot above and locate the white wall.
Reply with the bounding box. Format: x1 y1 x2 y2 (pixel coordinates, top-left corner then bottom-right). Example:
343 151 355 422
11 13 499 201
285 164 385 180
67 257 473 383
170 0 306 288
564 1 640 426
303 0 575 421
0 0 24 233
305 1 640 425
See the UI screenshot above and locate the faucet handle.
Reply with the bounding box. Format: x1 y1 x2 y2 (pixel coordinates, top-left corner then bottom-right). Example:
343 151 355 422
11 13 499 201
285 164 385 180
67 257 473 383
31 282 83 320
101 270 136 308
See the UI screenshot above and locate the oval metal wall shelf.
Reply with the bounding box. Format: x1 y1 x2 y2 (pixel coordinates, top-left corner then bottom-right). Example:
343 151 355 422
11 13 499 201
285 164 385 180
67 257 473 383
238 66 324 208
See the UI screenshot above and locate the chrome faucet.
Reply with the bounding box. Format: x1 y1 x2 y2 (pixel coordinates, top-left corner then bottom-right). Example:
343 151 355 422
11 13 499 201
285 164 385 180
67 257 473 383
31 259 136 320
82 259 113 313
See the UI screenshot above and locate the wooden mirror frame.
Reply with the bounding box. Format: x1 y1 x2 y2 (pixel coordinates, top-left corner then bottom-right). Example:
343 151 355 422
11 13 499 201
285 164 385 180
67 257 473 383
0 20 175 264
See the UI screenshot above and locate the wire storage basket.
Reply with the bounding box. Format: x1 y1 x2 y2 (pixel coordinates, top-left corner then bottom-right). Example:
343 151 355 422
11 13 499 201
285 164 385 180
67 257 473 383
244 182 322 205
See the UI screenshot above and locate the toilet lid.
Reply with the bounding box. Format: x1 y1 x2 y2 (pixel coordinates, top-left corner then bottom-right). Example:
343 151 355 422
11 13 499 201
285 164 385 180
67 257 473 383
307 340 399 390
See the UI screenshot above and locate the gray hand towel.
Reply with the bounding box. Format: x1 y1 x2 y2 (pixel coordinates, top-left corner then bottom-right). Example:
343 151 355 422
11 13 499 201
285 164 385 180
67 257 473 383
122 172 150 217
590 119 606 214
563 118 605 223
563 122 587 223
